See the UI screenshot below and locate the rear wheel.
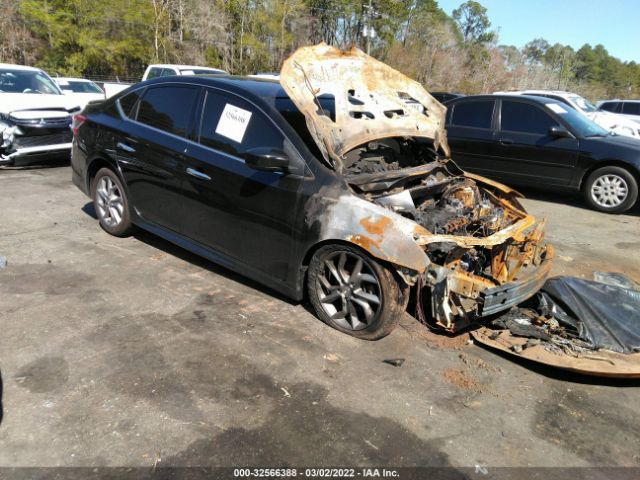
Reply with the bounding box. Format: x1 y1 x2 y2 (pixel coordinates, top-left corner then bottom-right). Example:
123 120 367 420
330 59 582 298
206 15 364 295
307 244 408 340
92 168 134 236
583 166 638 213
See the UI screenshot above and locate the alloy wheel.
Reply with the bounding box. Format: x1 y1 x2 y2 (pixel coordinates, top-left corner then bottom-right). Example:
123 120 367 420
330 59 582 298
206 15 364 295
95 176 124 227
590 174 629 208
315 251 382 331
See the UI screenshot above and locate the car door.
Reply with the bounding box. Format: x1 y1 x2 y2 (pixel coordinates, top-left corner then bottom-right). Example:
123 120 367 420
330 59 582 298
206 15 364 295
116 84 199 231
445 99 497 174
621 102 640 123
490 99 579 186
180 88 305 281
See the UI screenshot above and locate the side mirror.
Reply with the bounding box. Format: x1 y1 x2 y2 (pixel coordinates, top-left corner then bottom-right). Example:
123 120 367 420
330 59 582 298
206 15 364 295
549 125 573 139
245 147 290 173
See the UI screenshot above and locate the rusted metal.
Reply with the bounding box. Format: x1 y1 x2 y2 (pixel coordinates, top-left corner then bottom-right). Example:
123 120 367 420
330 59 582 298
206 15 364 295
281 43 450 170
471 327 640 378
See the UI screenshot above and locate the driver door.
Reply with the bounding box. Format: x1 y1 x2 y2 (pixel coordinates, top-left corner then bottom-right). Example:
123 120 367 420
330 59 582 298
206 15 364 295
490 99 579 186
180 88 304 281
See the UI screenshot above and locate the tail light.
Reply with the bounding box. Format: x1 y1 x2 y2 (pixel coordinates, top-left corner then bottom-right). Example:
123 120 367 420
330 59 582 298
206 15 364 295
72 113 86 137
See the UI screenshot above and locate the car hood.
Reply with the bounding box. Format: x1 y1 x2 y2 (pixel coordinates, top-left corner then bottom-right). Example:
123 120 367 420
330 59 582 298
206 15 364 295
280 43 450 171
0 93 81 115
582 132 640 150
586 111 640 136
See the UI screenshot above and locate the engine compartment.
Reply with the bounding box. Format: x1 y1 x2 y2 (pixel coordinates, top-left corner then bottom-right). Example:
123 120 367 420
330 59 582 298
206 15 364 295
344 138 515 238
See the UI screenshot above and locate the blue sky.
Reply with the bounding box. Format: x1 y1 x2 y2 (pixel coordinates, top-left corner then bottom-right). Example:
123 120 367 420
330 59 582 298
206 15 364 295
437 0 640 63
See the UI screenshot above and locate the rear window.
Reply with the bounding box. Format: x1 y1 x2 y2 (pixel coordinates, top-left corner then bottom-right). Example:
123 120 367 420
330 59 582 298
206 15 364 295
136 86 199 137
450 100 494 129
600 101 619 113
118 90 142 118
65 81 102 93
622 102 640 115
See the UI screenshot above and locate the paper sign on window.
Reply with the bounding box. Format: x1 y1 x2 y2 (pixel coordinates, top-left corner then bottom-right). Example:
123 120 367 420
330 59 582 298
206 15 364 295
546 103 567 114
215 104 253 143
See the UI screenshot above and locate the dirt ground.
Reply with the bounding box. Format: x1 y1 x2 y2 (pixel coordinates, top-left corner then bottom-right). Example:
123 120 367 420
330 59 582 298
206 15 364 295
0 164 639 473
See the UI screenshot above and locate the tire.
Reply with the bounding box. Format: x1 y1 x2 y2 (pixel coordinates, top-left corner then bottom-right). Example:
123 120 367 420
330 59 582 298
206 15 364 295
307 244 409 340
583 166 638 213
91 167 134 236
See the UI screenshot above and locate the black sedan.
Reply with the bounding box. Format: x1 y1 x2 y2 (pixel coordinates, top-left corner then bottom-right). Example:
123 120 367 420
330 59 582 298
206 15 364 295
445 94 640 213
70 49 552 340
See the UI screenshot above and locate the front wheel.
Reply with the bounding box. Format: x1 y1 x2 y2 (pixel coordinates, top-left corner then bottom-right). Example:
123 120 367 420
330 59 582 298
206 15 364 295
583 166 638 213
307 244 408 340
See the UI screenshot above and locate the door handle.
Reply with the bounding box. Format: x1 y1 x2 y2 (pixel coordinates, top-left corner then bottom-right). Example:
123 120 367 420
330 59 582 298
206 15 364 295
186 167 211 181
498 138 513 145
116 141 136 153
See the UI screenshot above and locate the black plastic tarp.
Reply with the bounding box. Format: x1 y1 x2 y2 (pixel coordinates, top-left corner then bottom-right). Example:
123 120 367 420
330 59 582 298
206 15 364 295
539 275 640 354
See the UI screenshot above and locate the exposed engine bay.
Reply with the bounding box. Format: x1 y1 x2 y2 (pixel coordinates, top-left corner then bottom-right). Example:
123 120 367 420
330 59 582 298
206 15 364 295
344 137 552 332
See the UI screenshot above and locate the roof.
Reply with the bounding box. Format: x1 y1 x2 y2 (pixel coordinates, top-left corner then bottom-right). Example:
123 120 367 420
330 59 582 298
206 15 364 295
493 90 579 97
0 63 42 72
449 94 568 106
146 64 226 73
140 74 287 99
55 77 96 83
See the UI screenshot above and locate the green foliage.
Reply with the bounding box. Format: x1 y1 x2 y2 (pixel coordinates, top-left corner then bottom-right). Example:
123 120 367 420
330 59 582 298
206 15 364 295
0 0 637 100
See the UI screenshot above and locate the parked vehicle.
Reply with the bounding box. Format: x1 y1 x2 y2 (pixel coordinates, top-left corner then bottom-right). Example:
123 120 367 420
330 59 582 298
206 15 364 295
142 64 227 81
494 90 640 138
55 77 106 108
598 99 640 125
430 92 465 104
72 44 552 339
0 63 81 166
446 94 640 213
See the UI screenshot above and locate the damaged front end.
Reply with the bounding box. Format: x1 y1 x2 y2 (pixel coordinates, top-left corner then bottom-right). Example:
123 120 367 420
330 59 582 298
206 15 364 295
282 44 553 333
346 155 553 333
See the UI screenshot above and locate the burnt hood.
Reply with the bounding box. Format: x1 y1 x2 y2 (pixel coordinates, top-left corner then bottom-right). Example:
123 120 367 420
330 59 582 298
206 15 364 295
280 43 450 171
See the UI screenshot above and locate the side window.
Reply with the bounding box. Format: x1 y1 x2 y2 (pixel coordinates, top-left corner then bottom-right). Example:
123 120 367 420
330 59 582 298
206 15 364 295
198 90 285 160
136 86 199 137
146 68 162 80
501 101 557 134
600 101 619 113
118 89 142 118
160 68 177 77
450 100 494 129
622 103 640 115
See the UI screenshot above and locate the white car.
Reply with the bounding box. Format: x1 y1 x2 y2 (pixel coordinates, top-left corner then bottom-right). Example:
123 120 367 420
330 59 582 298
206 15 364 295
598 100 640 125
55 77 105 108
142 64 227 81
494 90 640 138
0 63 81 166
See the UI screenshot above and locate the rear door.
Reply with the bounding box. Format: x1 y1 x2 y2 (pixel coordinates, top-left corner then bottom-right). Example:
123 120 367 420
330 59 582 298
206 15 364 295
490 99 578 186
117 84 199 231
445 99 497 174
180 88 304 281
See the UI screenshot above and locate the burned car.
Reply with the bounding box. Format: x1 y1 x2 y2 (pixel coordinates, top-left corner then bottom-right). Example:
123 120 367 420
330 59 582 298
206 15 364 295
0 64 80 166
71 44 552 339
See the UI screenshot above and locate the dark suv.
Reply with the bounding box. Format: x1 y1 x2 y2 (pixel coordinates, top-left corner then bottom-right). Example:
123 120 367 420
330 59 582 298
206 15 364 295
445 95 640 213
71 46 553 339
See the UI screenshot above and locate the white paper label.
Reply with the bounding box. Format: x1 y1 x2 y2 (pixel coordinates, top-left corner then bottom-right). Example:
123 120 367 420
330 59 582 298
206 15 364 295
215 104 253 143
546 103 568 114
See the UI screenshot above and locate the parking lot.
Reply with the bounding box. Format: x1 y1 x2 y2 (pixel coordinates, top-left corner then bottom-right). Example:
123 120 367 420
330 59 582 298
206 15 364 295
1 164 639 469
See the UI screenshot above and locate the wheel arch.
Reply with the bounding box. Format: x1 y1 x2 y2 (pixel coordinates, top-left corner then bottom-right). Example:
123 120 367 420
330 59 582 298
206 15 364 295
579 159 640 191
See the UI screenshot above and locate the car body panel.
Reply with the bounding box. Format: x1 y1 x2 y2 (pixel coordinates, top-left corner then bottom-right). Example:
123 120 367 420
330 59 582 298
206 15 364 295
280 43 450 170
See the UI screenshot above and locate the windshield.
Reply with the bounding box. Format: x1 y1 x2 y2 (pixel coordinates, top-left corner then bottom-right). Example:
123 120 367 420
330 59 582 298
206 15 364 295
569 94 597 113
0 68 61 94
62 80 102 93
545 102 609 137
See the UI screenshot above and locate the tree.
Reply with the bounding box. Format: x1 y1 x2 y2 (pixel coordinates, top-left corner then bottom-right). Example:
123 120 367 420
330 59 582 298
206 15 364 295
452 0 495 44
